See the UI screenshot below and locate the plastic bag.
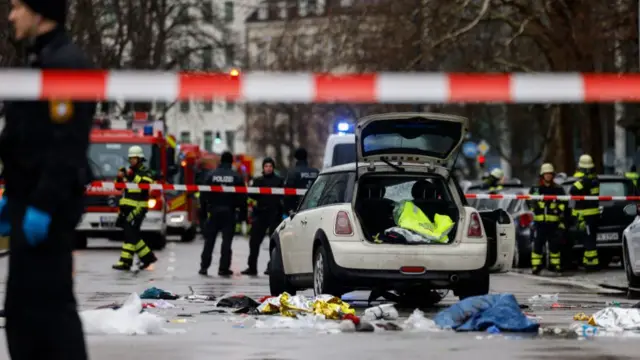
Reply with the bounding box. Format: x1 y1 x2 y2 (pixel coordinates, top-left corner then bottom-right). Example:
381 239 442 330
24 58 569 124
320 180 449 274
80 293 182 335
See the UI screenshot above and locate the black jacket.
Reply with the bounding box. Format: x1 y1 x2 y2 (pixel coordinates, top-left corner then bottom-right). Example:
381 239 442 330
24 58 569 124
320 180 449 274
201 163 246 216
250 173 284 216
528 182 567 224
284 160 319 213
0 26 95 215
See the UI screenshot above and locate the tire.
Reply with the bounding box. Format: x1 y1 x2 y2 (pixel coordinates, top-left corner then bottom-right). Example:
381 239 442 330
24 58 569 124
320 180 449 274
268 246 296 296
147 233 167 250
513 237 531 268
623 242 640 288
400 288 447 307
180 226 196 243
456 269 490 300
313 245 343 297
74 234 88 250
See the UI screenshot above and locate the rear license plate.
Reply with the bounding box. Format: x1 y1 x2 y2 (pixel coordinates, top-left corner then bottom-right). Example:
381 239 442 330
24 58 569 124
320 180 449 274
596 232 618 241
100 216 117 228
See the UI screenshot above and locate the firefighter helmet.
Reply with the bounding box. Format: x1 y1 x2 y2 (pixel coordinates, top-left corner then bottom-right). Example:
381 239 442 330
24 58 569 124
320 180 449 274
578 154 594 169
128 145 145 159
540 163 555 175
490 168 504 179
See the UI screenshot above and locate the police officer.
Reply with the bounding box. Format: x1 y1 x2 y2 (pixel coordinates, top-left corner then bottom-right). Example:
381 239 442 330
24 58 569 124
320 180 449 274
570 154 601 271
284 148 319 215
198 151 246 276
483 168 504 193
1 1 93 357
112 146 158 270
242 157 284 276
529 163 567 275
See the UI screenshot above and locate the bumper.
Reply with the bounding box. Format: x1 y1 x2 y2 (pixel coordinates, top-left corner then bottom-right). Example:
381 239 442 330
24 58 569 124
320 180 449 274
326 241 486 290
569 225 624 249
76 211 166 235
329 240 487 271
166 211 192 230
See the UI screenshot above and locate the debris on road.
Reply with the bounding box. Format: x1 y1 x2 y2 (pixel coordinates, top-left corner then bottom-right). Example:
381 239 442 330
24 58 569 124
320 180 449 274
527 293 559 309
142 299 176 309
361 304 399 321
81 293 184 335
140 287 180 300
182 286 216 302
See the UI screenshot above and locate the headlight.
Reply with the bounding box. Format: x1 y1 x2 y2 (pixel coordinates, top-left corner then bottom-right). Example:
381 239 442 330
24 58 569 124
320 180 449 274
148 199 157 208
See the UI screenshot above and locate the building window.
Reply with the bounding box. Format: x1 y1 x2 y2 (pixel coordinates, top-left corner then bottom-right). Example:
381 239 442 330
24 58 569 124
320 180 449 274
180 99 190 112
340 0 352 6
298 0 308 16
224 1 234 22
202 1 214 23
180 131 191 144
203 131 213 151
203 100 213 112
279 1 287 18
203 46 213 69
225 45 235 66
255 42 267 68
317 0 325 14
258 3 267 19
225 130 236 153
308 0 317 14
226 101 235 111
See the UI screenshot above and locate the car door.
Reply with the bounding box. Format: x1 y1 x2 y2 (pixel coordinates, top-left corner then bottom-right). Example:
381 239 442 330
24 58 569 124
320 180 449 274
280 174 329 274
354 112 467 167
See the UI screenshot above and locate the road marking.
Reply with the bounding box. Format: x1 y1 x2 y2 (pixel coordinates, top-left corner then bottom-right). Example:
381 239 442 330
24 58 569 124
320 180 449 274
504 271 622 294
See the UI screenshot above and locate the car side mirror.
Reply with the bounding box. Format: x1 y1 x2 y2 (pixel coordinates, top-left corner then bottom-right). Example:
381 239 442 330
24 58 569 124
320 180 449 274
624 204 637 216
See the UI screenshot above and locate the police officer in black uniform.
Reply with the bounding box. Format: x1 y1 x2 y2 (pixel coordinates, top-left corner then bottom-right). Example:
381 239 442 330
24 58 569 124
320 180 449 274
198 151 246 276
528 163 567 275
242 157 284 276
284 148 319 215
1 1 93 358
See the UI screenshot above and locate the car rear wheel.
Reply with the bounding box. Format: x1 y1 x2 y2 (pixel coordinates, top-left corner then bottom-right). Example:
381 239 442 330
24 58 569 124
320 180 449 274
313 245 343 297
455 269 490 300
623 241 640 291
513 238 531 268
269 246 296 296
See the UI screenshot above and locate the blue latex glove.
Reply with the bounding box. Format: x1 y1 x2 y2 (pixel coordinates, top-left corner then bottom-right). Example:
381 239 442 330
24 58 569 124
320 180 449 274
0 197 10 236
22 206 51 246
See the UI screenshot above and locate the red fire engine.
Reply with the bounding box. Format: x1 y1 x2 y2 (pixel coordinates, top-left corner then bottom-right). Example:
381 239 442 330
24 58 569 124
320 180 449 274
76 116 177 250
165 143 201 242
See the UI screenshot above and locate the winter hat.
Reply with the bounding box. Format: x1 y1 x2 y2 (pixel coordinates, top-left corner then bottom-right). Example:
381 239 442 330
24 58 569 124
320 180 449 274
22 0 67 25
294 148 308 161
220 151 233 164
263 157 275 167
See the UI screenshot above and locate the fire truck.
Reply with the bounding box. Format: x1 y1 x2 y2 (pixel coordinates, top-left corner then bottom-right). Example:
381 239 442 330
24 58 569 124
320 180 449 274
76 115 177 250
165 143 201 242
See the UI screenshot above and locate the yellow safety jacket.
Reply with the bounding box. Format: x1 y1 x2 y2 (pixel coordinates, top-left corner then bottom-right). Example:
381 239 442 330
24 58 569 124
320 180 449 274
570 171 600 220
392 201 454 243
118 165 155 209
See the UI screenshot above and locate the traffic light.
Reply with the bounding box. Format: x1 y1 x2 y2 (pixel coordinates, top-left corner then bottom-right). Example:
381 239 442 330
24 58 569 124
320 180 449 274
477 155 485 169
215 131 222 144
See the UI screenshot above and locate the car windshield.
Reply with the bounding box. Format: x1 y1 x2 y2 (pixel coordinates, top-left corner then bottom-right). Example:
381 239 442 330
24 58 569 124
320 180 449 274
88 143 160 179
332 143 356 166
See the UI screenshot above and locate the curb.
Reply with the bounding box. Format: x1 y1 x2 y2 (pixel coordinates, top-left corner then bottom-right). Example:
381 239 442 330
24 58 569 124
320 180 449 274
503 271 623 294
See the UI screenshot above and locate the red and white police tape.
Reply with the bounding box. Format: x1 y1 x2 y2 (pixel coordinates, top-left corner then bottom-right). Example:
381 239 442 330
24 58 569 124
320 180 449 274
3 70 640 103
88 182 640 201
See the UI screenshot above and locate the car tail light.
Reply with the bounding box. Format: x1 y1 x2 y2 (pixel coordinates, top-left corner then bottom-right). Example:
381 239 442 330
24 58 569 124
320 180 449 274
519 212 534 228
400 266 425 274
335 211 353 235
467 212 483 238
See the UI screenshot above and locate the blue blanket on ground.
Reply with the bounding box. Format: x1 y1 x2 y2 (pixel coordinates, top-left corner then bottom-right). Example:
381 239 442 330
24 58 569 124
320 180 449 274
433 293 539 332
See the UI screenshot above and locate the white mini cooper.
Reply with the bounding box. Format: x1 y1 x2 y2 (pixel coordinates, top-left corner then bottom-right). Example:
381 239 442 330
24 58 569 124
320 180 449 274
268 113 515 304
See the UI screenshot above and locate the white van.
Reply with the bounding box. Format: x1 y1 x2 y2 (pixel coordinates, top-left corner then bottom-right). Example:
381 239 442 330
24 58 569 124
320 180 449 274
322 134 356 170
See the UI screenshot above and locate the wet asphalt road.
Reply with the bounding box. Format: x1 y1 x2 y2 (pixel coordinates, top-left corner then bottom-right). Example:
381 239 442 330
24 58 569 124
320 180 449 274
0 235 636 360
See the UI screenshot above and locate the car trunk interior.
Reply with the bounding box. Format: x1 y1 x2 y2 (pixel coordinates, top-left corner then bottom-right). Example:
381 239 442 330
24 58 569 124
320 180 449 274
354 173 460 244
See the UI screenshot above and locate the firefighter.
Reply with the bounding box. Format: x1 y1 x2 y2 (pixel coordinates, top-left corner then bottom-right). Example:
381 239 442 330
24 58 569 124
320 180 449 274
625 165 639 195
483 168 504 193
528 163 567 275
198 151 246 276
569 154 601 271
112 146 158 271
2 0 93 358
284 147 319 215
242 157 284 276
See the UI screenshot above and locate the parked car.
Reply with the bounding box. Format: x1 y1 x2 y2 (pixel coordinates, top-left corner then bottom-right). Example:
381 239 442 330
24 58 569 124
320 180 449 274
495 188 535 269
561 175 637 267
621 203 640 297
268 112 516 305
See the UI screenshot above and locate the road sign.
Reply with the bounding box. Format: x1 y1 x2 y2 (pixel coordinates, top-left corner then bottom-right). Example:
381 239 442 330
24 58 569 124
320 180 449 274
462 142 478 158
477 140 490 155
